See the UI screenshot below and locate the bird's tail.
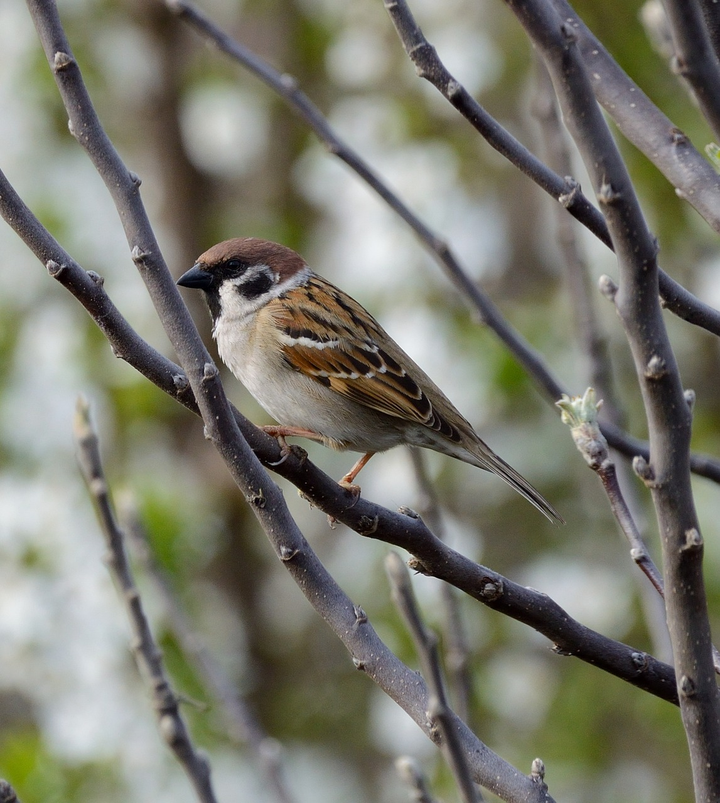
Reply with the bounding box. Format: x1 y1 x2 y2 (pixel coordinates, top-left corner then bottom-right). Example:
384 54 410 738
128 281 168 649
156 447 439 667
466 445 564 525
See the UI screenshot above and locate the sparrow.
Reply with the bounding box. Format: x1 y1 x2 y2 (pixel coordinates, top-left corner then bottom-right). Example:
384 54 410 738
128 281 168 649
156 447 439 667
177 238 563 523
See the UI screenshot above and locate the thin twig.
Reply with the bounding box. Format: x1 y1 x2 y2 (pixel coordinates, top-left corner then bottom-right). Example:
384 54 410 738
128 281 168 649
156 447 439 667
386 553 485 803
409 449 472 723
0 780 19 803
73 398 219 803
122 502 297 803
662 0 720 142
558 390 720 674
394 757 439 803
531 60 622 422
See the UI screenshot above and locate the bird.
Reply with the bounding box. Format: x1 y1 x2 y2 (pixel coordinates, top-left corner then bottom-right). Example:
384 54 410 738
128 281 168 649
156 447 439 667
177 237 563 524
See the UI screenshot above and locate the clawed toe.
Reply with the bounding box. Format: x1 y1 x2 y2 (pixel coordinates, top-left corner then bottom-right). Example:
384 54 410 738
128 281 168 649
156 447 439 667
338 478 362 504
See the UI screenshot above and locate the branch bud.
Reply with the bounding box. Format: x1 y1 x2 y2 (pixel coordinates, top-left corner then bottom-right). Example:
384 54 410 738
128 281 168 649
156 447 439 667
556 388 607 469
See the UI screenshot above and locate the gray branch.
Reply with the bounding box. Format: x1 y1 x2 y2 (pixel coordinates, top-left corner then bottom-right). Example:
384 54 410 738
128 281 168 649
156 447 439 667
73 399 218 803
386 553 486 803
662 0 720 141
507 0 720 794
123 504 297 803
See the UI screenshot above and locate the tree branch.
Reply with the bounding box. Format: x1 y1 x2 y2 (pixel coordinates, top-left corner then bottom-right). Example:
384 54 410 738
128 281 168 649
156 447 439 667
549 0 720 232
662 0 720 141
387 553 487 803
0 166 681 706
123 503 297 803
507 0 720 794
73 398 219 803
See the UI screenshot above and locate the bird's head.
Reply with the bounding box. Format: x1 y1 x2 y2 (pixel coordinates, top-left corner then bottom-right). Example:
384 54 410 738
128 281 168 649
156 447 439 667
177 237 309 323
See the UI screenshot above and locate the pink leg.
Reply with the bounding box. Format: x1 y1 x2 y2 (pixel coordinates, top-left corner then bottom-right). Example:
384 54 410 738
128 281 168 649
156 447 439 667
339 452 375 488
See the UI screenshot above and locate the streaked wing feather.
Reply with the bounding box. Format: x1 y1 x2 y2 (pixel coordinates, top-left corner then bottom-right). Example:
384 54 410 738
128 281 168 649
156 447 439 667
268 277 464 442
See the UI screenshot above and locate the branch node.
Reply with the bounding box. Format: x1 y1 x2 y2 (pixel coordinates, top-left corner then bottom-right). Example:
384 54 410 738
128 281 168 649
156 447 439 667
679 674 696 697
479 578 503 600
357 514 379 535
644 354 667 379
631 651 649 672
407 556 430 575
128 171 142 187
559 21 578 43
630 546 646 561
446 79 462 100
398 505 420 519
530 757 546 782
159 713 183 746
598 274 618 301
632 455 656 486
353 605 368 626
598 181 621 205
279 544 299 561
558 177 580 208
352 657 367 671
131 245 150 264
684 388 696 412
46 259 65 277
557 388 607 469
246 488 266 509
202 362 219 382
280 73 298 91
551 643 573 657
53 51 75 72
670 127 689 146
172 373 189 391
86 270 104 286
682 528 703 552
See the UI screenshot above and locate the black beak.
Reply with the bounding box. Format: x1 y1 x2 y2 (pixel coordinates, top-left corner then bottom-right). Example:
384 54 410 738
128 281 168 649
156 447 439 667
177 264 214 290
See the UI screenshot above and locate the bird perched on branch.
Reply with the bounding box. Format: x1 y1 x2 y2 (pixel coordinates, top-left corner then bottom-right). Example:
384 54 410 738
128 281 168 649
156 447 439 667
177 237 562 524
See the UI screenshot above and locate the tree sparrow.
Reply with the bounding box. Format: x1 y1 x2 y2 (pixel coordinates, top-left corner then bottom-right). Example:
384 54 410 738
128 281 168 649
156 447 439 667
177 238 563 523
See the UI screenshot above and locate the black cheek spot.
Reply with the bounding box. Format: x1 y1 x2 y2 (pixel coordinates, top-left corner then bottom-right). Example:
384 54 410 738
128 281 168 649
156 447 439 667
205 292 222 324
241 272 273 299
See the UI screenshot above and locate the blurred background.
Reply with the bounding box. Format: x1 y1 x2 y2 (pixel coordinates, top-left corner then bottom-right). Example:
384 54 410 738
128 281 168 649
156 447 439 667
0 0 719 800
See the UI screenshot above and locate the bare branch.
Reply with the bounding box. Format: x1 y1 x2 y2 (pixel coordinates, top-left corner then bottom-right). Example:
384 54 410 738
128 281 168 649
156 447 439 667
386 553 485 803
73 398 218 803
549 0 720 232
409 449 472 722
662 0 720 141
123 503 297 803
508 0 720 793
698 0 720 62
0 780 20 803
395 757 439 803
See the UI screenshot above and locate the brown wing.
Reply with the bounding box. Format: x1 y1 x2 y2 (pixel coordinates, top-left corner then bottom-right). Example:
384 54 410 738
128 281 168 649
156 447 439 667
266 275 465 443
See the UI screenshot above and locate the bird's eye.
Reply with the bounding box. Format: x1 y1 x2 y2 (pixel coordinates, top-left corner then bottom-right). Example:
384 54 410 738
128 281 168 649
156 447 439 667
226 259 245 272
